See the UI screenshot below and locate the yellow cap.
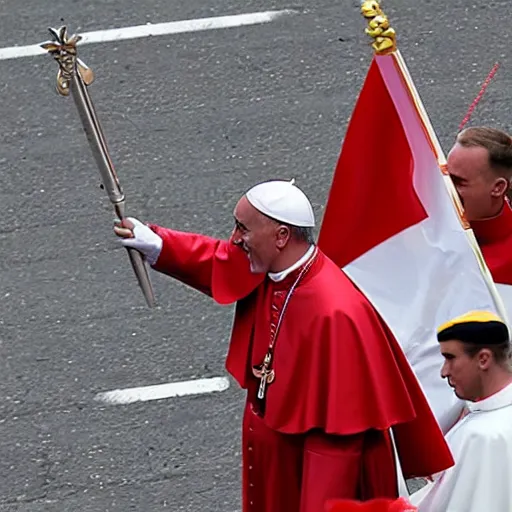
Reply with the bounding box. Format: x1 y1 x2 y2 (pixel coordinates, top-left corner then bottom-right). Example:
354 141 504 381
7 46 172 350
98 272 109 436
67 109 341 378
437 310 508 345
437 310 504 334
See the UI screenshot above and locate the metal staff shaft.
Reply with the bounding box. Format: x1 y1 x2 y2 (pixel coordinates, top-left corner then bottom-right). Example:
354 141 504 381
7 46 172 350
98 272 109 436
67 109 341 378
71 61 124 207
41 26 156 308
69 66 156 308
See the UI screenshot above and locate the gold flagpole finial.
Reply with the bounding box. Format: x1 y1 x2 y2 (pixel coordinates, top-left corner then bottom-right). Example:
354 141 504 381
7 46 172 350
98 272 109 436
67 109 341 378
361 1 397 55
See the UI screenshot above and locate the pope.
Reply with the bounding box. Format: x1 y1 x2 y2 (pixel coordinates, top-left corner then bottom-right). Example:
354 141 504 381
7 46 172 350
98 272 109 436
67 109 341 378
114 179 454 512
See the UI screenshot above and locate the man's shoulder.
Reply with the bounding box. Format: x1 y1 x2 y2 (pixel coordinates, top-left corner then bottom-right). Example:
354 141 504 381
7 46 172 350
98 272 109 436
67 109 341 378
451 407 512 448
310 252 356 288
303 261 378 326
308 257 367 305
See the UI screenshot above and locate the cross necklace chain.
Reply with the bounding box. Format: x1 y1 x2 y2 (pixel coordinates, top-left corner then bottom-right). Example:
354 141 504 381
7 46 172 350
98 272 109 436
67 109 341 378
252 248 319 400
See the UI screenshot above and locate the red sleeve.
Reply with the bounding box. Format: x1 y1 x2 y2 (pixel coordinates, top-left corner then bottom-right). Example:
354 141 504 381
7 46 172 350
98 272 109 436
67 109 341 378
149 225 263 304
300 432 365 511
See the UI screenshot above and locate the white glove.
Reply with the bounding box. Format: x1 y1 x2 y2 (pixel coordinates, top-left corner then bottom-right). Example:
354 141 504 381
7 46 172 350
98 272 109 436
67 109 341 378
118 217 163 266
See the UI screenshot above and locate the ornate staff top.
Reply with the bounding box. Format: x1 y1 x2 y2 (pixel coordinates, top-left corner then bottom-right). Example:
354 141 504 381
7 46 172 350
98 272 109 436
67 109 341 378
361 1 397 55
41 26 94 96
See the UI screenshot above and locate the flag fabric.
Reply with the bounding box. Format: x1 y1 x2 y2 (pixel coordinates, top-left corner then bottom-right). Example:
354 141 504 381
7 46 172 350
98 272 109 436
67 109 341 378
318 51 506 433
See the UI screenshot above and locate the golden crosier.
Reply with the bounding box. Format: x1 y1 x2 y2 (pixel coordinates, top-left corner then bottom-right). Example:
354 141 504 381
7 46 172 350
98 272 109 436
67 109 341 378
361 0 397 55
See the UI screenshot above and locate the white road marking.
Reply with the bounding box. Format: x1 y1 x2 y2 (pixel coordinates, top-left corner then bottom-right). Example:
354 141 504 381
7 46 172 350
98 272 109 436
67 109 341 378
0 10 296 61
94 376 230 405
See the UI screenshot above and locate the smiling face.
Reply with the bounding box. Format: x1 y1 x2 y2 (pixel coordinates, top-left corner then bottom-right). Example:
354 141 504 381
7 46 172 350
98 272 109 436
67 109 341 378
440 339 490 401
231 196 291 273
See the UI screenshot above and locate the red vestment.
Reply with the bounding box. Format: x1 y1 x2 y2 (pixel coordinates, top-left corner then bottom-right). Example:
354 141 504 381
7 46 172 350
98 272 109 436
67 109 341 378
149 226 453 512
471 201 512 285
325 497 416 511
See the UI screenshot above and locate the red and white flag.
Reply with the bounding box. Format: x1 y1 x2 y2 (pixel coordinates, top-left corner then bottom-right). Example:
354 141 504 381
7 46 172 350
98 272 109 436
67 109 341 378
318 51 507 432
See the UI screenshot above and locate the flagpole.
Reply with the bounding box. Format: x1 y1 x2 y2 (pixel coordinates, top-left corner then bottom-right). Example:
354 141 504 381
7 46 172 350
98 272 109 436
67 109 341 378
360 1 509 327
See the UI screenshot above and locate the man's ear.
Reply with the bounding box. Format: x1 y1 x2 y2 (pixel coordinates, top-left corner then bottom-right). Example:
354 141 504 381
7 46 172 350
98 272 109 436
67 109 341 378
276 225 291 249
477 348 493 370
491 177 510 197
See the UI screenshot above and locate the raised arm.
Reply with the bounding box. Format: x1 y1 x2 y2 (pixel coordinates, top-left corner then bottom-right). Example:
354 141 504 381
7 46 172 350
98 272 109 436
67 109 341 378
115 218 263 304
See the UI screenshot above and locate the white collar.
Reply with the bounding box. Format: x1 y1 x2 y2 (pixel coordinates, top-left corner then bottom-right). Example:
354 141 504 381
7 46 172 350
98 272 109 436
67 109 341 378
268 245 315 282
467 380 512 413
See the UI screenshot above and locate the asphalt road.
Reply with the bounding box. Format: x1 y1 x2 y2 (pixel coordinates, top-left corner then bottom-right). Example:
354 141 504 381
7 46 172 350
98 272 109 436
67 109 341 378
0 0 510 510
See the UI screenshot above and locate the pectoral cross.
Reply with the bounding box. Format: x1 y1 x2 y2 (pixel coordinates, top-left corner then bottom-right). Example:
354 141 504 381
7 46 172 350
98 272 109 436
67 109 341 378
252 352 275 400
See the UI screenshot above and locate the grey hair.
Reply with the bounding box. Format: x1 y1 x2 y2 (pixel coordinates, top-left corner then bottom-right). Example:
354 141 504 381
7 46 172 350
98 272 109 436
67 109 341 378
262 213 316 244
290 225 316 244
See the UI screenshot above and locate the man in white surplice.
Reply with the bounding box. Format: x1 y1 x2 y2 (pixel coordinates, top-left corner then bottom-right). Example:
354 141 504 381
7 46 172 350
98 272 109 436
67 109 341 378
411 310 512 511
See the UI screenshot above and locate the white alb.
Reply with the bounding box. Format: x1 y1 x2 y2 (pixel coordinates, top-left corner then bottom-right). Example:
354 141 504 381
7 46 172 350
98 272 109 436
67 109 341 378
410 381 512 511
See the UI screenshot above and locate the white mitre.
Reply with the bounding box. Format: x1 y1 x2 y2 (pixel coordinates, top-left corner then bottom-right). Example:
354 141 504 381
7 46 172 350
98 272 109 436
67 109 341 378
245 179 315 227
